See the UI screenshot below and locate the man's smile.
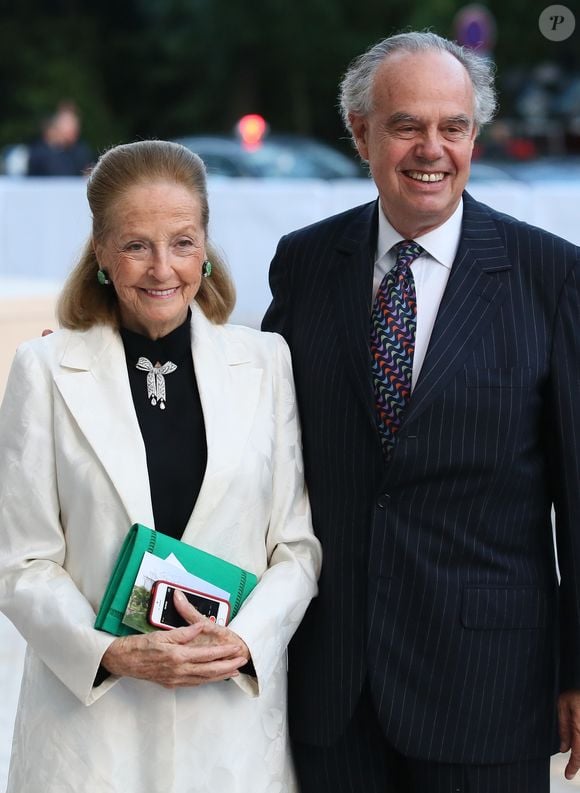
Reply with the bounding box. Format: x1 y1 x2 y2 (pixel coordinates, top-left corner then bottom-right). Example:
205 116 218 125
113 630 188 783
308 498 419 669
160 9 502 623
404 170 446 182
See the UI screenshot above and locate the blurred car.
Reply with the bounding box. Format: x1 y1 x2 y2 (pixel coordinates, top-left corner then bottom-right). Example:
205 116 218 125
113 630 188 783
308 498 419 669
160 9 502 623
468 162 518 182
174 115 364 179
485 156 580 182
175 133 365 179
470 156 580 184
0 144 29 176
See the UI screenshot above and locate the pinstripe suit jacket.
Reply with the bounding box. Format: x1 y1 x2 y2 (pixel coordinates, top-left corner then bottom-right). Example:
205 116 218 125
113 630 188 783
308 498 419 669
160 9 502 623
262 191 580 763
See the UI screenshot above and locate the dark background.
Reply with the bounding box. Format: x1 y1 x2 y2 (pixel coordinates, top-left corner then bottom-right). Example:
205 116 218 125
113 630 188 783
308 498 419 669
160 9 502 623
1 0 579 158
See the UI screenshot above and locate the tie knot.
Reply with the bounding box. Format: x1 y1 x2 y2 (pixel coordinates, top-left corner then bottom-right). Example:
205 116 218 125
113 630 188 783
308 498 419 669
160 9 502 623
393 240 424 269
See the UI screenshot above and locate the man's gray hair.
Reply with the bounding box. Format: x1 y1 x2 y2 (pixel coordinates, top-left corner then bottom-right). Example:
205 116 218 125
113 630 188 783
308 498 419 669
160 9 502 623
339 31 497 136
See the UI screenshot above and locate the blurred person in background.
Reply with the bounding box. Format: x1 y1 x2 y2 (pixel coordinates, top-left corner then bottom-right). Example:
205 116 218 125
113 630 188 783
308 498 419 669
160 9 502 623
27 101 93 176
263 30 580 793
0 139 321 793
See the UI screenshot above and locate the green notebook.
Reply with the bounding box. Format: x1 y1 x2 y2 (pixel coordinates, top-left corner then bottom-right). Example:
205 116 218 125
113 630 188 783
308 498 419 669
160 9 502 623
95 523 258 636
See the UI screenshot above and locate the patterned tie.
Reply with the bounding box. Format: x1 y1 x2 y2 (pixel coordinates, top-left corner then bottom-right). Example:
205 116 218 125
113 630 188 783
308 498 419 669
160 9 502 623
371 240 423 456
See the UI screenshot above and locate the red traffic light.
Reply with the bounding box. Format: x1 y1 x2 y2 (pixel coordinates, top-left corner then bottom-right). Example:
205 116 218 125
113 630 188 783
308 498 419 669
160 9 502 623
236 114 268 149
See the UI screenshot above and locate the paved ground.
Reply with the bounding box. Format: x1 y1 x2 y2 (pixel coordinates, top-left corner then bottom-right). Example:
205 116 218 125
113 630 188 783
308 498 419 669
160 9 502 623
553 754 580 792
0 288 57 398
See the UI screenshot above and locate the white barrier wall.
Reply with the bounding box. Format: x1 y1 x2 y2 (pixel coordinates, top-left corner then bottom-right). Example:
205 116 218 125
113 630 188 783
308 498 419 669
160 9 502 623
1 176 580 327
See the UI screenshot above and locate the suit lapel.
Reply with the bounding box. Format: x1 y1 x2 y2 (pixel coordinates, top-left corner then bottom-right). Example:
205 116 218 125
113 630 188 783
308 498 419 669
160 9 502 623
402 193 512 430
54 325 154 527
331 200 380 433
181 305 262 540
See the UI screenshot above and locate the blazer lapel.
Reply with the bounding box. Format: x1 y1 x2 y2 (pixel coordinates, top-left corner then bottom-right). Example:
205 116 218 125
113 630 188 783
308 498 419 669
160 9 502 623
54 325 155 527
402 192 512 430
181 305 262 540
331 200 380 433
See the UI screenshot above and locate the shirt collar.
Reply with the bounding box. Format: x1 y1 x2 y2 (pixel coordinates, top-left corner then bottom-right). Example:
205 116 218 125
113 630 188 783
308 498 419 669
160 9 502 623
376 199 464 270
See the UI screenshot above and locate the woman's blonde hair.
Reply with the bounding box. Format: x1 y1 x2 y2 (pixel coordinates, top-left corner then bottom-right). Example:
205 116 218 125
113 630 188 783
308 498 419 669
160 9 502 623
57 140 235 329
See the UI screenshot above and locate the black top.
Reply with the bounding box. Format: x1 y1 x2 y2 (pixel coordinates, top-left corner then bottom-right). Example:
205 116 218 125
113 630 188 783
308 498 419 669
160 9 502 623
120 312 207 540
27 139 93 176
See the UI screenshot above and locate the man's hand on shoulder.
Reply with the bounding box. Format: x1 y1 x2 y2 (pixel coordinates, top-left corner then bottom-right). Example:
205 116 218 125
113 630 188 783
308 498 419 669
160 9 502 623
558 689 580 779
41 329 54 337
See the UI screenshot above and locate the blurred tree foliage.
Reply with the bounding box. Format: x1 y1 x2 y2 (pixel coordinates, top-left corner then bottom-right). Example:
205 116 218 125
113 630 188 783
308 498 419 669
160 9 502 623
0 0 578 152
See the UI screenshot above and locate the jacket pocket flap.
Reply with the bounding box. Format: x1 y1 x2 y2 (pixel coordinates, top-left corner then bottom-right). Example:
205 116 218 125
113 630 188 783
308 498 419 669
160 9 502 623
461 586 548 630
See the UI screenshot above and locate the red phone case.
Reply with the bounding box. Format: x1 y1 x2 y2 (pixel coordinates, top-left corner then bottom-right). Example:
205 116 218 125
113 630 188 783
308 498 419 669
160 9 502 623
148 580 231 629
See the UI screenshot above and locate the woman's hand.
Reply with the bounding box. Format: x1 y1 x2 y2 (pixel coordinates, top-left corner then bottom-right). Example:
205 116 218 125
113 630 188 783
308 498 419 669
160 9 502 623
172 588 252 668
101 606 248 688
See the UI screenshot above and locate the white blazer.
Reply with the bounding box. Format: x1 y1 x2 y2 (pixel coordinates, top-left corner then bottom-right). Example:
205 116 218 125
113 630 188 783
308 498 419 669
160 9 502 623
0 304 321 793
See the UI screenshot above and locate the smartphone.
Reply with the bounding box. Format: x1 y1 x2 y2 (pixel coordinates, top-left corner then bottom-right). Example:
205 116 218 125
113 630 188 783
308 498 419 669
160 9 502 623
148 580 231 630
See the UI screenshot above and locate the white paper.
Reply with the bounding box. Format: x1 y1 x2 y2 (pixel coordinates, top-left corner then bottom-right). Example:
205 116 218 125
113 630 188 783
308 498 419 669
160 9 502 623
137 552 229 599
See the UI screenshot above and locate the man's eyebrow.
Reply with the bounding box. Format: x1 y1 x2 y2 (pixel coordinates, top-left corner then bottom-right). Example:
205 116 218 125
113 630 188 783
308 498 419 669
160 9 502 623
445 115 472 127
385 113 472 127
387 113 419 125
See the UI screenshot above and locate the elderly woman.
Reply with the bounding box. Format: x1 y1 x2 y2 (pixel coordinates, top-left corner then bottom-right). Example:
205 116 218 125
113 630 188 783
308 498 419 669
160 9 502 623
0 140 321 793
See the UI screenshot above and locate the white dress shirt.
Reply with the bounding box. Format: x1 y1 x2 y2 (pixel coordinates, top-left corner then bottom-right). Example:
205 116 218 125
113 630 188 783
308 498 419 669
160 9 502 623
373 201 463 390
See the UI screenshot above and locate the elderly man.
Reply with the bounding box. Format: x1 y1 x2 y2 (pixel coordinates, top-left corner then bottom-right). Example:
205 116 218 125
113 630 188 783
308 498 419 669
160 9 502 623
263 31 580 793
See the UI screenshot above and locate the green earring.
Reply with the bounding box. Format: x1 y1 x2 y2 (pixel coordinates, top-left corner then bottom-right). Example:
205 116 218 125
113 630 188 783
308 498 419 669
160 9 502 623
202 260 212 278
97 269 110 286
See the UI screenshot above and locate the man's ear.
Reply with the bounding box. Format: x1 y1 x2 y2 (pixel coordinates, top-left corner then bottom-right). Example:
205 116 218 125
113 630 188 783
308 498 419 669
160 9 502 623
349 113 370 162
